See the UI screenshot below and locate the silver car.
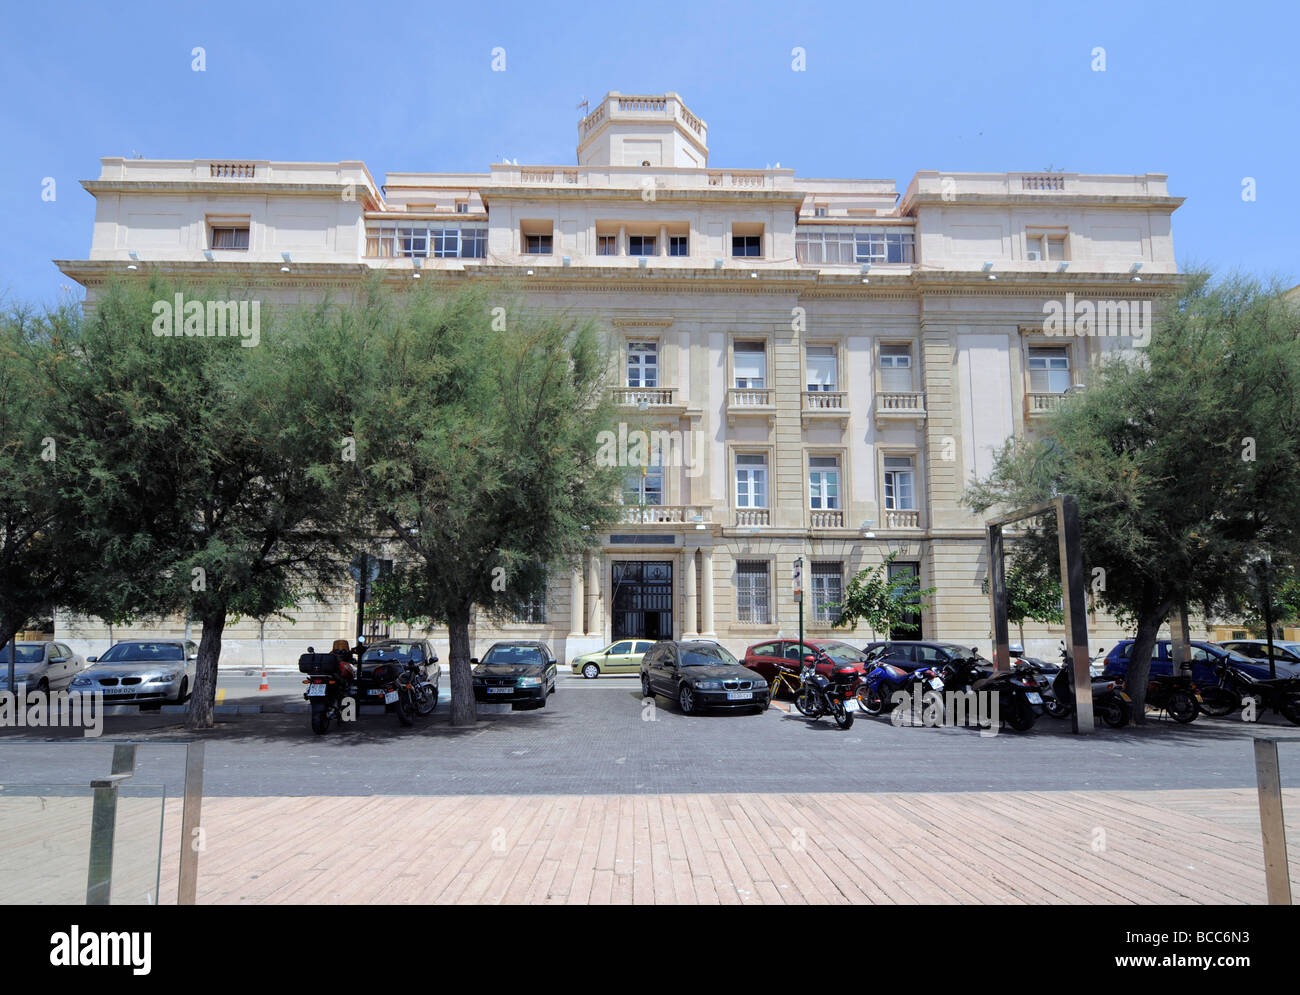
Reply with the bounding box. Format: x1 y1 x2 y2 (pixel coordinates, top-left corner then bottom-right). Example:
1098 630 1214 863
70 639 198 708
0 640 87 693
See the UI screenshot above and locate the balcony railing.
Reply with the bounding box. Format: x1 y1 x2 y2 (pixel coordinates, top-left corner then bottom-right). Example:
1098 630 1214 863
882 508 921 529
210 162 256 179
873 391 926 425
617 505 712 525
610 387 678 407
735 509 770 527
1026 392 1067 415
809 509 844 529
727 388 774 408
803 391 847 411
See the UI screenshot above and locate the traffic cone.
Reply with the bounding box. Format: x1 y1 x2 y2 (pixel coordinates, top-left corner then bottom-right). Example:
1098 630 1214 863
258 669 269 692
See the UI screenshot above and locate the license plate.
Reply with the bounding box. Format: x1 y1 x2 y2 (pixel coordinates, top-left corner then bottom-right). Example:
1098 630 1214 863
1026 692 1043 704
103 686 134 695
928 678 944 690
488 687 513 694
306 684 326 697
843 698 859 712
727 691 753 701
368 688 384 696
384 690 399 704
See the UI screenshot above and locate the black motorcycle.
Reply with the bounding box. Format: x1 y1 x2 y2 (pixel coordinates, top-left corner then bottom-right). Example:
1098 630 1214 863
940 653 1043 732
1141 673 1202 724
1198 659 1300 725
1050 642 1131 727
793 659 858 730
299 648 352 735
370 657 439 726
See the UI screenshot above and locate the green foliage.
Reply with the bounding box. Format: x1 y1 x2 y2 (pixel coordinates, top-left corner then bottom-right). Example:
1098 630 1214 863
832 551 936 639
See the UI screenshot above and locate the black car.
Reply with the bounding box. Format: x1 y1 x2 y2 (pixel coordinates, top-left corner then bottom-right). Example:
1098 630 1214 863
357 638 439 705
862 640 991 674
472 641 558 709
640 640 770 715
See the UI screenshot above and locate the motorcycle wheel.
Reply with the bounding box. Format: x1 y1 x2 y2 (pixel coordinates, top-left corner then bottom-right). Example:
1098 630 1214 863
310 704 331 735
1279 696 1300 727
856 685 886 716
1043 696 1072 719
414 683 437 716
794 689 822 718
1098 697 1129 728
1198 688 1238 716
1166 690 1199 724
831 698 854 730
395 690 415 726
1006 693 1036 732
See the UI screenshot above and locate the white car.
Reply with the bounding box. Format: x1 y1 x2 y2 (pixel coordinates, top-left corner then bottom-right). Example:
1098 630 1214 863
0 640 87 693
70 639 198 708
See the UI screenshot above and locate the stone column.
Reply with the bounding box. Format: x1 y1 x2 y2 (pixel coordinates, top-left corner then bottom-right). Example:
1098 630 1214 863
618 224 626 257
700 547 716 638
682 548 699 639
568 561 585 637
586 552 604 639
660 224 669 257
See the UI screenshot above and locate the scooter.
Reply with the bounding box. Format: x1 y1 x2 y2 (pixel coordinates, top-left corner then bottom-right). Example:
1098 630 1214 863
941 653 1043 732
1049 642 1132 727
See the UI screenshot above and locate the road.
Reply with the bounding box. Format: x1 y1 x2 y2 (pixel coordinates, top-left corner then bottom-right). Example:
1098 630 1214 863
3 672 1298 798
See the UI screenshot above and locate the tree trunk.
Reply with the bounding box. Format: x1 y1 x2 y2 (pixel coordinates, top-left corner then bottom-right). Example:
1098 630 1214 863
1124 599 1172 726
447 602 477 727
1 615 19 690
185 611 227 730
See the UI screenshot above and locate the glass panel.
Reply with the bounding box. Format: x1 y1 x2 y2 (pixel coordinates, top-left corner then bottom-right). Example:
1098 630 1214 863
733 342 766 387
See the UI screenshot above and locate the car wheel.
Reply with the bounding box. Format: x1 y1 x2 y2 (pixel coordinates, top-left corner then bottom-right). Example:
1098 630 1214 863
641 673 653 699
172 677 189 706
678 684 696 715
37 678 49 695
1280 696 1300 727
582 663 599 679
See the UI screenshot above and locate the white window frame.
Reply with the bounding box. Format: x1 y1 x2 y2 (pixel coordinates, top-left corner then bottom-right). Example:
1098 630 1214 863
733 341 767 389
883 455 917 511
808 455 841 510
735 453 768 509
805 345 838 392
1028 347 1071 394
626 341 659 388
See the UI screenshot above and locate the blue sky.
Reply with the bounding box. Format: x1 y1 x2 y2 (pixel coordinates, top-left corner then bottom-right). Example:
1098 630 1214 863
1 0 1296 306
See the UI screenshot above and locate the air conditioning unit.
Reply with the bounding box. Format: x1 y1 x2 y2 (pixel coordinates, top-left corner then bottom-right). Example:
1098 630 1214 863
1026 250 1042 261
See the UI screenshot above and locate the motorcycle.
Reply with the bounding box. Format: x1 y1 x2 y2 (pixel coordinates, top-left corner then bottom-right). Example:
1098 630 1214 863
371 656 438 726
856 657 945 722
940 653 1043 732
299 648 352 735
1141 673 1202 724
1049 642 1131 727
792 657 859 729
1197 659 1300 725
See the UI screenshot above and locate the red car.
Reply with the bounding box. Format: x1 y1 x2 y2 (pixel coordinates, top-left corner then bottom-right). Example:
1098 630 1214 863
742 638 869 691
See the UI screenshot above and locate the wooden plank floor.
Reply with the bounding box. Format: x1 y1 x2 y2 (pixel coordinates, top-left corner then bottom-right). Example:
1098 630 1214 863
6 790 1295 904
137 789 1298 905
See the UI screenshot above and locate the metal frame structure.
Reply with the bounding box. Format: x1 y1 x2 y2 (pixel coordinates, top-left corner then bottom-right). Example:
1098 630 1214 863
985 494 1094 734
1253 737 1293 905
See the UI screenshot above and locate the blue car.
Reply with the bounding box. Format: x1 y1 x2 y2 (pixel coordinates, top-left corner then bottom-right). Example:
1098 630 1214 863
1103 639 1300 685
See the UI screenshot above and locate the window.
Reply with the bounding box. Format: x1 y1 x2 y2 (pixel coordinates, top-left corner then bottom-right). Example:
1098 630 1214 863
883 456 916 511
597 234 618 256
628 235 656 256
879 344 913 392
1027 231 1068 261
736 561 771 625
669 235 689 256
623 451 663 506
209 225 249 250
609 641 634 655
525 234 553 255
886 562 922 637
811 563 843 624
512 584 547 624
814 205 828 218
732 234 762 257
806 345 837 391
460 228 486 258
430 228 460 257
733 341 767 389
365 224 485 259
627 341 658 388
795 228 915 264
735 454 768 508
808 456 841 510
455 201 469 214
1028 347 1071 393
399 225 429 257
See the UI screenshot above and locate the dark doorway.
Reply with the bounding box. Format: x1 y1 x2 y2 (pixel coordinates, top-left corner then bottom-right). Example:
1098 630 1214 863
887 561 923 640
611 561 673 640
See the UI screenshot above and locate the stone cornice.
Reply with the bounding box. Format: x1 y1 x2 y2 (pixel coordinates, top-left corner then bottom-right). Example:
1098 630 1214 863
480 185 806 206
906 193 1186 210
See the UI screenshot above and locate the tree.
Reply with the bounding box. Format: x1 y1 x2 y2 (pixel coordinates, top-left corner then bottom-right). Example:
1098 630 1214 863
966 273 1300 721
982 545 1064 648
349 282 623 726
832 550 936 641
39 278 363 728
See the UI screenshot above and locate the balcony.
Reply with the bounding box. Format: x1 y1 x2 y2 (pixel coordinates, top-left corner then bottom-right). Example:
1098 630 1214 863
881 509 921 530
735 509 770 528
801 391 850 427
617 504 712 526
610 386 684 413
873 391 927 427
1026 392 1067 418
809 509 845 530
726 388 776 427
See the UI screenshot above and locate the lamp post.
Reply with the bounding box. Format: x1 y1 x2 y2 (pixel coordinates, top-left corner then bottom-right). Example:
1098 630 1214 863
794 557 804 661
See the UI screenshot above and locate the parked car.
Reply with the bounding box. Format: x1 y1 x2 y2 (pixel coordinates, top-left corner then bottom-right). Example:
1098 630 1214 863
358 638 439 706
0 640 86 693
641 640 769 715
472 641 558 708
70 640 198 708
1220 639 1300 671
1102 639 1300 684
571 639 655 679
861 640 992 675
742 638 870 684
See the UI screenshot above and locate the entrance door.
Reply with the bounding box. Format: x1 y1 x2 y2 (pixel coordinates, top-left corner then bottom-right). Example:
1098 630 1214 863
611 561 673 640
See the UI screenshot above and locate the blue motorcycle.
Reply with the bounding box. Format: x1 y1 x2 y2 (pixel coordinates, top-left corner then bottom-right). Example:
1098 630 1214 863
855 648 944 717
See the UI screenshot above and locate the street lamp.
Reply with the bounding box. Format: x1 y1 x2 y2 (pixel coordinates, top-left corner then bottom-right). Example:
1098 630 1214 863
793 556 804 665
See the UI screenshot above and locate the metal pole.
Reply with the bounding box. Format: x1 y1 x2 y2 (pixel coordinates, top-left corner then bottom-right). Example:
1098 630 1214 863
177 740 205 905
986 524 1010 674
1056 496 1094 734
6 634 14 701
795 557 804 664
1260 559 1278 681
86 775 131 904
1253 737 1292 905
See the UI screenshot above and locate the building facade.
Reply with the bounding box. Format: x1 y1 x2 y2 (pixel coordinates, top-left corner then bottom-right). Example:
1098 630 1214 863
55 91 1183 666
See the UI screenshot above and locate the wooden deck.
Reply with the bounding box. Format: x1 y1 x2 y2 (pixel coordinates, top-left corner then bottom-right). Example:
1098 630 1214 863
5 789 1295 904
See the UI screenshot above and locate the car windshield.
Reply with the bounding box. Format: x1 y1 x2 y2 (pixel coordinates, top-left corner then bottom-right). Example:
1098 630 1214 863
98 642 184 663
362 644 417 663
681 645 739 667
0 644 44 664
482 646 543 666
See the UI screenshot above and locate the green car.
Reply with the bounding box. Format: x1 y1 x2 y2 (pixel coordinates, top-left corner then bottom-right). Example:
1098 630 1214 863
571 640 655 678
